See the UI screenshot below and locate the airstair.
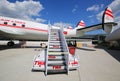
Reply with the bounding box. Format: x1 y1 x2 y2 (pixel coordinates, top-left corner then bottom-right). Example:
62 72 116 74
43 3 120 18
32 26 79 76
45 27 69 75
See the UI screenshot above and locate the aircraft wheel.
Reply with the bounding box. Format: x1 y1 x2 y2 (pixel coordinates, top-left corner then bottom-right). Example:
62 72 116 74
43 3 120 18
7 41 15 46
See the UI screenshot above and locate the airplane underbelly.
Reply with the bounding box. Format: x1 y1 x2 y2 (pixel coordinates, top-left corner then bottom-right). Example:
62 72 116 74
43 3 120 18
0 27 48 40
105 28 120 41
24 31 48 40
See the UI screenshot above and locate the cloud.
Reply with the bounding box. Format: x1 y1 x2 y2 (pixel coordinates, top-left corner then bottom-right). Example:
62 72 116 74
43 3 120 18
88 15 94 18
72 5 78 13
96 0 120 23
109 0 120 23
72 8 77 13
87 4 104 12
53 22 72 28
35 18 46 23
0 0 45 23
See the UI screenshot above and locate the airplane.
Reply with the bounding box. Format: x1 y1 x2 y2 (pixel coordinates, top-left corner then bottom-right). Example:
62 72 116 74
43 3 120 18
0 16 85 46
0 7 118 47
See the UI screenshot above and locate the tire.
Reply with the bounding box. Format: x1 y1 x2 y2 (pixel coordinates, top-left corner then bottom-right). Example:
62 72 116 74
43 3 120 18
7 41 14 46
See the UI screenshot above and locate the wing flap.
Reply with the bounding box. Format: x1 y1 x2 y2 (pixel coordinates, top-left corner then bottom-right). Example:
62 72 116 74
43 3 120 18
77 22 117 33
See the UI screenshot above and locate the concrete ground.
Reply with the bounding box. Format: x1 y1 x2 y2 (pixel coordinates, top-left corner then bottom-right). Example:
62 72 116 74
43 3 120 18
0 41 120 81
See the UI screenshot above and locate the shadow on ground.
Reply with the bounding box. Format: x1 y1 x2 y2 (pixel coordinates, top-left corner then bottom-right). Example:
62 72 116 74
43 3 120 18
104 48 120 62
95 45 120 62
76 47 96 51
0 44 41 50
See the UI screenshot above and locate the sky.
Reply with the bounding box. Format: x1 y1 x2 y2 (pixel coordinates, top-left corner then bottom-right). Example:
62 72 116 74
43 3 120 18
0 0 120 35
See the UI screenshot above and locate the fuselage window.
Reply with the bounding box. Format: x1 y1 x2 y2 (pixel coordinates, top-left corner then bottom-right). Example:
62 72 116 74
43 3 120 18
4 22 8 25
13 23 16 26
22 24 25 27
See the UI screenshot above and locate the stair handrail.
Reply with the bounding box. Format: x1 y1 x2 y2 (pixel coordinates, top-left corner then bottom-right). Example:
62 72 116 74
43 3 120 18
45 25 51 76
59 26 69 74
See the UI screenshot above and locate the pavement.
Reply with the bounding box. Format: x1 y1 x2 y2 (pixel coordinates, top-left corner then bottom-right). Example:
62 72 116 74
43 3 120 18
0 41 120 81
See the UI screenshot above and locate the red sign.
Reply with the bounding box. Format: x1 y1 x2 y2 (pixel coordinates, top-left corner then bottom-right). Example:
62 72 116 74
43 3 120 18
53 66 61 70
71 61 78 66
63 31 67 35
35 61 45 67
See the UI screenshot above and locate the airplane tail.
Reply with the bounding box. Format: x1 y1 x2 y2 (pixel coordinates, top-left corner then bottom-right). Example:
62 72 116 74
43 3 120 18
67 26 73 30
102 7 117 34
76 20 85 29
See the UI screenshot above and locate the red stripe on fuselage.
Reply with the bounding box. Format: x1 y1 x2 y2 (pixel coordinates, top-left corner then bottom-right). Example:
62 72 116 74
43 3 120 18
0 24 68 35
0 24 48 32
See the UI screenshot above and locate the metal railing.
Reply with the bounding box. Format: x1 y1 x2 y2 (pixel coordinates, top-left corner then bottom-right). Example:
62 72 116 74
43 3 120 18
45 25 51 76
59 26 69 74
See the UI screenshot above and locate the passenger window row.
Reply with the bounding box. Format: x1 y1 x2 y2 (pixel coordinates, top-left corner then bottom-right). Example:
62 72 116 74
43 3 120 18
3 22 25 27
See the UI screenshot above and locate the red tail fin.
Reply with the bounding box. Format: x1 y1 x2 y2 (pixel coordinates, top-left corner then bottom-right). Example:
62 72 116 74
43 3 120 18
76 20 85 28
67 26 73 30
103 7 114 23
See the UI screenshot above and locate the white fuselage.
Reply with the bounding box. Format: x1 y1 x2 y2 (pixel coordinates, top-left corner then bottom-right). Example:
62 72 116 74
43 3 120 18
0 16 77 40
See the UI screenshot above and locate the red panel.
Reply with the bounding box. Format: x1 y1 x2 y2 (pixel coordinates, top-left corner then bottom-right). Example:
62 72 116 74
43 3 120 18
63 31 67 35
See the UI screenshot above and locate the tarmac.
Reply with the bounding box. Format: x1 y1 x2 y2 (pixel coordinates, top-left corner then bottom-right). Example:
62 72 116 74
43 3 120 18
0 41 120 81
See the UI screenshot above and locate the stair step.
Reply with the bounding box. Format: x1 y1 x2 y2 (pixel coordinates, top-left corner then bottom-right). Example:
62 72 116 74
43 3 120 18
50 33 59 35
49 47 63 49
47 69 67 74
50 34 59 36
48 52 69 55
48 54 65 56
49 49 63 52
50 37 59 39
48 55 65 60
49 43 61 46
51 29 59 32
50 41 62 43
48 58 65 61
49 44 61 47
48 63 66 66
50 39 61 41
48 60 65 64
49 43 62 45
48 55 65 59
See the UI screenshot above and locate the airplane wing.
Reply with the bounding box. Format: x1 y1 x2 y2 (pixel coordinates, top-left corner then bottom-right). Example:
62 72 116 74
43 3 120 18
77 22 117 33
77 23 102 32
77 7 118 34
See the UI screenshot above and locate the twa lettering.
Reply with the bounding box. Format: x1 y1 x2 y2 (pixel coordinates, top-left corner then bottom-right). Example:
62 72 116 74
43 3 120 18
35 61 45 67
71 61 78 66
0 18 26 24
53 66 61 70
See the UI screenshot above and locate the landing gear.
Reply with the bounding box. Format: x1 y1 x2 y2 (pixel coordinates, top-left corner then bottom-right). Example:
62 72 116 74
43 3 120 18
40 43 47 48
19 40 26 48
7 41 15 46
